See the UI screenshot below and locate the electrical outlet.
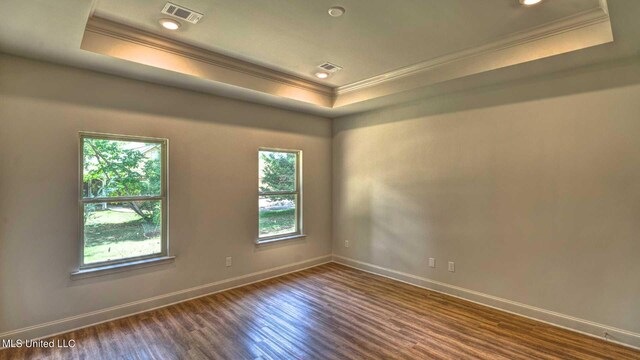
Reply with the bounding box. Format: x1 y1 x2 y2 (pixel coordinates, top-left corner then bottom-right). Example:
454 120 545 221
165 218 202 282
226 256 232 267
428 258 436 268
448 261 455 272
344 240 350 248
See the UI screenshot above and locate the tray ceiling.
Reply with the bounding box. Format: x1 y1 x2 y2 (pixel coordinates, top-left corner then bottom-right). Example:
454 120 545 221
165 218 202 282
1 0 639 117
92 0 606 87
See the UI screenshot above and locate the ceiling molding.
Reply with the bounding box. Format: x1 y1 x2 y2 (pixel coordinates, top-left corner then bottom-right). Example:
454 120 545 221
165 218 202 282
3 0 639 118
335 6 612 96
82 17 334 107
81 5 612 111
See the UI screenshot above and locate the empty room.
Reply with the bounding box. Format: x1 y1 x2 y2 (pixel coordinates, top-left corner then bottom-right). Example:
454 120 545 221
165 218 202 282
1 0 639 359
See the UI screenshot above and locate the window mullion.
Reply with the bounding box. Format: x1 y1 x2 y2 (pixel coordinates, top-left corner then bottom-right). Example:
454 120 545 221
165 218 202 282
258 191 297 196
82 196 163 203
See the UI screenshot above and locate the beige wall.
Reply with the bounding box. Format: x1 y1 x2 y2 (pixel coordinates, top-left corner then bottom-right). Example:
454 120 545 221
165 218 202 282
333 58 640 335
2 51 640 346
0 54 332 334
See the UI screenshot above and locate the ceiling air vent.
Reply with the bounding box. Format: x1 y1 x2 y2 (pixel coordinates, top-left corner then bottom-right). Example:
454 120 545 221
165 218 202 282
318 62 343 73
161 2 204 24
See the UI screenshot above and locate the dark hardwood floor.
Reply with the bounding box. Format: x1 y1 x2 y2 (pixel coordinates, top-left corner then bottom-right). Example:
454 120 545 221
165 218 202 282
2 262 638 359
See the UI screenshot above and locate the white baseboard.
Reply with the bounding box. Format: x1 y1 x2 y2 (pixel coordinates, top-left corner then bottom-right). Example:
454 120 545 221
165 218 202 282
0 255 332 345
332 255 640 351
3 254 639 352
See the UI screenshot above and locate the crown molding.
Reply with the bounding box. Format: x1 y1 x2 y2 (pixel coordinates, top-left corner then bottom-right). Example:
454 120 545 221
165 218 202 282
81 4 612 111
82 17 334 107
335 5 612 97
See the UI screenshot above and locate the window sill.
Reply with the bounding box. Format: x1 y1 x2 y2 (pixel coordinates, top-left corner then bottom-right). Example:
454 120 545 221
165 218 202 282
256 234 307 245
70 256 175 280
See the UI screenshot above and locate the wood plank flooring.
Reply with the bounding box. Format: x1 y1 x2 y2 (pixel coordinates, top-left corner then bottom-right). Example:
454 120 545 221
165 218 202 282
1 263 638 359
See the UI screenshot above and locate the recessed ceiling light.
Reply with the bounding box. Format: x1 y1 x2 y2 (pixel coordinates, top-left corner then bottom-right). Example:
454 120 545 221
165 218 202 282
328 6 345 17
315 72 329 79
519 0 543 6
159 18 181 30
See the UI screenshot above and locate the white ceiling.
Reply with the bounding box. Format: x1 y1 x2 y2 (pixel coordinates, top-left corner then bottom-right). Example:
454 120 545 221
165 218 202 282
0 0 639 117
93 0 603 87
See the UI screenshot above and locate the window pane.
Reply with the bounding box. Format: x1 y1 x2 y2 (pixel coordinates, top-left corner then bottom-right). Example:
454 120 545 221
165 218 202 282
259 151 296 193
259 194 297 238
83 200 162 265
82 138 162 198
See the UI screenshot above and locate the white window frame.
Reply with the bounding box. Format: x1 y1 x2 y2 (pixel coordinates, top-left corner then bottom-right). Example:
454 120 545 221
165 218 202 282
76 132 169 272
257 148 304 244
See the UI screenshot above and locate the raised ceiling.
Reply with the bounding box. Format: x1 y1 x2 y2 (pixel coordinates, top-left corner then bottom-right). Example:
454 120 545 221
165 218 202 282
92 0 605 87
1 0 639 117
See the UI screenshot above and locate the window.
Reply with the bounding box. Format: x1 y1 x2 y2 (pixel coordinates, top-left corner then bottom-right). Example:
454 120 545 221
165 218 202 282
79 133 168 269
258 149 302 242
